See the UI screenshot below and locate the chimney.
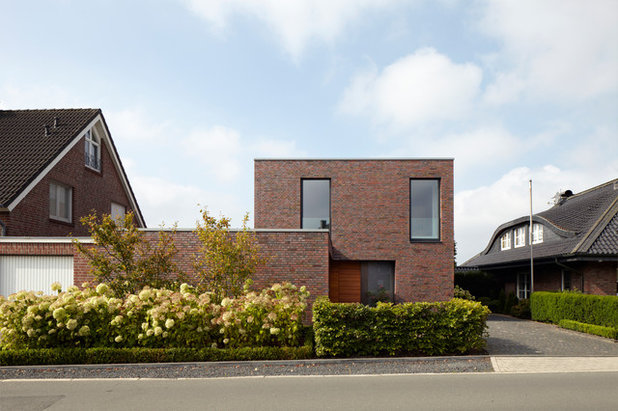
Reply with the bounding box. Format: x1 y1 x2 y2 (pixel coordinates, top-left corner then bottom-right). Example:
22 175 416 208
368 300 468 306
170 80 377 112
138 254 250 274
44 125 50 136
53 116 59 128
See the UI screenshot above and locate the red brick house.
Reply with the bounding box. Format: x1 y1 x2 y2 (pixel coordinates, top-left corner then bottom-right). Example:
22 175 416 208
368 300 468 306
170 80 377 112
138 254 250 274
0 109 145 237
1 157 453 304
461 178 618 297
254 159 454 303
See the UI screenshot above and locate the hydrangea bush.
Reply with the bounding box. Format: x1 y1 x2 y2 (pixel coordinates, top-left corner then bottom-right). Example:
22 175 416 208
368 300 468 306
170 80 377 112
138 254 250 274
0 282 308 350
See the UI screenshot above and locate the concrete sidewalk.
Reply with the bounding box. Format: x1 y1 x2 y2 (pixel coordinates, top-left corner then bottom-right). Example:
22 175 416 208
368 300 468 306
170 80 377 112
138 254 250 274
490 356 618 373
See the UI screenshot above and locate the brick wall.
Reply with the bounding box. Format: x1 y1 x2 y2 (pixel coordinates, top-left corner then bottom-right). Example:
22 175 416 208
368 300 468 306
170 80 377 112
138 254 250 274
254 159 454 302
0 229 330 308
0 130 138 236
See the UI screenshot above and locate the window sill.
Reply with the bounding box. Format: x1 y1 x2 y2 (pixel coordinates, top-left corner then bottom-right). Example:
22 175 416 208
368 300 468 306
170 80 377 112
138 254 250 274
410 239 441 243
85 165 102 175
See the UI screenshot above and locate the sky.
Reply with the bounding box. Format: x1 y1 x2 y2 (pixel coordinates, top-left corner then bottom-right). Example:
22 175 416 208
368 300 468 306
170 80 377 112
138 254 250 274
1 0 617 263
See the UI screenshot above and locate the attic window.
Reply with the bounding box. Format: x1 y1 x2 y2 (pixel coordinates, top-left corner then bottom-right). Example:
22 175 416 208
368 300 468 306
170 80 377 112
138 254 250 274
514 226 526 248
500 232 511 250
84 129 101 171
532 223 543 244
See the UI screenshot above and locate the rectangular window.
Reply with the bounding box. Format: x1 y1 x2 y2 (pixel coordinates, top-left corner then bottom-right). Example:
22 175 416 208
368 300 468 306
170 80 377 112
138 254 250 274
514 226 526 248
49 182 72 223
84 129 101 171
111 202 126 221
532 223 543 244
361 261 394 305
410 179 439 240
561 270 571 291
517 272 530 299
301 179 330 229
501 232 512 250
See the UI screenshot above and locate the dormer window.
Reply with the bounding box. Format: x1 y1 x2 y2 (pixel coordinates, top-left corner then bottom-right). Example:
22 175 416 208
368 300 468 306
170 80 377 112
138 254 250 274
514 226 526 248
532 223 543 244
500 231 512 250
84 129 100 171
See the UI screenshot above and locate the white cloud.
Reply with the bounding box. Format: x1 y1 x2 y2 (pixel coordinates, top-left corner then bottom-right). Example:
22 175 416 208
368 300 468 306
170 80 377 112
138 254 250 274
339 48 482 129
479 0 618 103
180 0 406 59
455 162 617 264
105 108 172 144
131 175 246 228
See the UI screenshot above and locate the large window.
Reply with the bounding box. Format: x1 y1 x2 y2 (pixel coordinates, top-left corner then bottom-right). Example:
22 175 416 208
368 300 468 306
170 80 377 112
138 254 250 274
361 261 394 305
514 226 526 248
111 202 126 221
301 179 330 229
84 129 101 171
410 179 439 240
49 182 72 223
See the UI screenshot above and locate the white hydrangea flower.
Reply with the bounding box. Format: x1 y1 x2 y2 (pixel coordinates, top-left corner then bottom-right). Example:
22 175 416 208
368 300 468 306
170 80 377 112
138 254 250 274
154 326 163 336
95 283 109 295
77 326 90 336
51 282 62 292
270 327 280 335
115 335 123 343
165 319 175 329
66 319 78 330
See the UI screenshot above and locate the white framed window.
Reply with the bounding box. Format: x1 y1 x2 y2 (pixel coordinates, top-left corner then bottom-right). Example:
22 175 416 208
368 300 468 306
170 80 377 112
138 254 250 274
49 182 72 223
514 226 526 248
500 231 511 250
111 202 126 221
84 128 101 171
532 223 543 244
561 270 571 291
517 272 530 299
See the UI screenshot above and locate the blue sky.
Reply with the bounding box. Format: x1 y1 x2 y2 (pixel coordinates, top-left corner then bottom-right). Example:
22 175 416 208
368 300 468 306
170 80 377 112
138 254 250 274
1 0 617 262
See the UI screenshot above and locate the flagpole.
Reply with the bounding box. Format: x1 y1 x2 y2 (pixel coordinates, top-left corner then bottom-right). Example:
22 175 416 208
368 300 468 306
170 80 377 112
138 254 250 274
529 179 534 295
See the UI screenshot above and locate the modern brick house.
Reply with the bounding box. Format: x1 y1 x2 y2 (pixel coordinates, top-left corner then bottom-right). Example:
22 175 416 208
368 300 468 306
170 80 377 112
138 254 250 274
461 178 618 297
0 109 145 237
255 159 454 303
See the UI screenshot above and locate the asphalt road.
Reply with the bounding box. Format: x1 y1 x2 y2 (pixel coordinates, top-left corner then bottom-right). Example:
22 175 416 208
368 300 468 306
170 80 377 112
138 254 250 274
3 372 618 411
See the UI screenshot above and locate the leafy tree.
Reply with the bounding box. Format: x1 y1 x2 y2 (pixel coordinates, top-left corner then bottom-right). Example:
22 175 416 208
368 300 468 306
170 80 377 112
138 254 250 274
74 212 186 297
193 208 264 298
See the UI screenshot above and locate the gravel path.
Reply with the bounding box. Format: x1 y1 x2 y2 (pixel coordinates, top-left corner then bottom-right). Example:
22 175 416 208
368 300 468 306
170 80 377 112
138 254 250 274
0 356 492 380
486 314 618 356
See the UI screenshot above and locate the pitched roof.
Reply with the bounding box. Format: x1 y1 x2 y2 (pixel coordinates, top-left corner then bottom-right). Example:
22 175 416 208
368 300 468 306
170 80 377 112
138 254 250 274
0 109 99 207
0 108 145 227
462 178 618 268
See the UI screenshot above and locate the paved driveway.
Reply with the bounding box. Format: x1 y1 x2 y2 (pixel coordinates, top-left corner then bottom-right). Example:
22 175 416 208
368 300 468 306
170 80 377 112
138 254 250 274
486 314 618 356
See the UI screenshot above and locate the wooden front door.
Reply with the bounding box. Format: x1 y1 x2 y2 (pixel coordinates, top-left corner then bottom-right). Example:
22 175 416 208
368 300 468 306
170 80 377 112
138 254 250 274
329 261 361 303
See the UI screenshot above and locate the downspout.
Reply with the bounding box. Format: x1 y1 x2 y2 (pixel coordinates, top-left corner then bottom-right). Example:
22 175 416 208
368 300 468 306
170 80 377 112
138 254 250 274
554 258 583 293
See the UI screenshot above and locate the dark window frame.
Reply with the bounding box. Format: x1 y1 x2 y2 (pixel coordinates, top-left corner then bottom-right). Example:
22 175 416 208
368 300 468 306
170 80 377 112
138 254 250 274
300 178 331 230
409 178 441 242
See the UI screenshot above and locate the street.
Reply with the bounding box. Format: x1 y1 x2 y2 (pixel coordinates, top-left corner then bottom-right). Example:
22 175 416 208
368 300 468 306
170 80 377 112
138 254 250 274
3 372 618 411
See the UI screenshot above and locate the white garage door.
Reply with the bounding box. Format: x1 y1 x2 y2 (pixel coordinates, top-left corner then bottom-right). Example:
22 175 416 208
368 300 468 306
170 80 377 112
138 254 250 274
0 256 74 297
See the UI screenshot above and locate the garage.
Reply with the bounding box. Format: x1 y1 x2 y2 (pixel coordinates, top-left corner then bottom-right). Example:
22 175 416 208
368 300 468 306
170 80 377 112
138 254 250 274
0 256 73 297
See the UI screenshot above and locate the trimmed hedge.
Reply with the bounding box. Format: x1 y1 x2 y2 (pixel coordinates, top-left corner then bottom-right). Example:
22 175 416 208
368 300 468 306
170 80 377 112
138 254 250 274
0 346 314 366
530 292 618 328
312 297 490 357
558 320 618 340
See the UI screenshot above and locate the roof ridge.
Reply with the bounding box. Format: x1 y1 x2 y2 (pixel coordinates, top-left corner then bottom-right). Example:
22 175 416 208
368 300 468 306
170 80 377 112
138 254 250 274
566 178 618 200
0 108 100 112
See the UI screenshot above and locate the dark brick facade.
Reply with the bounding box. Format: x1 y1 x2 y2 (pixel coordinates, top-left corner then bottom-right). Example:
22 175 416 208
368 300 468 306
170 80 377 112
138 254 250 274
0 133 138 236
254 159 455 302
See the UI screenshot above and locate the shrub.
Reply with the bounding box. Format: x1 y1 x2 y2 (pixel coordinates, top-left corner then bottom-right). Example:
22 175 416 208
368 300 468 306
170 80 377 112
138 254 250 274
454 285 475 301
558 320 618 340
0 346 315 366
531 291 618 328
193 209 265 298
0 282 308 350
74 212 186 297
312 297 490 358
510 299 530 319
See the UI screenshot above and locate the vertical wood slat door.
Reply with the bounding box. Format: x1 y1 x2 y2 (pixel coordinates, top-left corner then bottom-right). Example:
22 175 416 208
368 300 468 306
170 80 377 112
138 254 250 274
329 261 361 303
0 256 73 297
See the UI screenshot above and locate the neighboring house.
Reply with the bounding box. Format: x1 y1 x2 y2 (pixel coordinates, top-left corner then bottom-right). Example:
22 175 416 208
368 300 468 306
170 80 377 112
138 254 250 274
461 178 618 297
255 159 454 303
0 109 145 237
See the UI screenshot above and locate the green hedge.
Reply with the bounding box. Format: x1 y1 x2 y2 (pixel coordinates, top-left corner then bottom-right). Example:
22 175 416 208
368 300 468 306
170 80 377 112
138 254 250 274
558 320 618 340
312 297 490 357
530 292 618 328
0 346 314 366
